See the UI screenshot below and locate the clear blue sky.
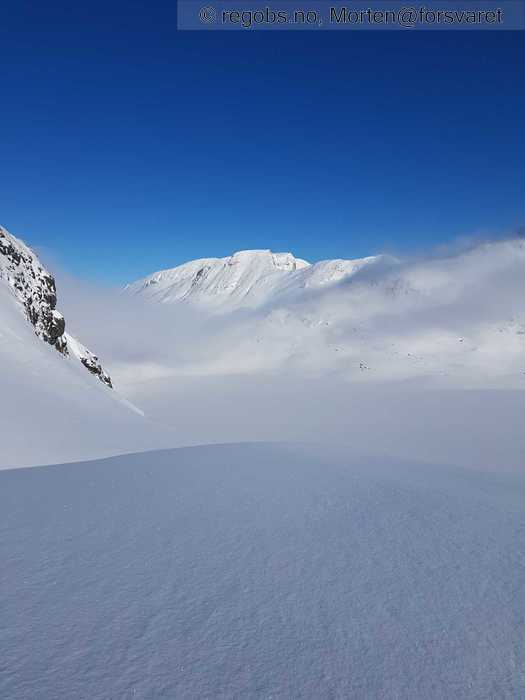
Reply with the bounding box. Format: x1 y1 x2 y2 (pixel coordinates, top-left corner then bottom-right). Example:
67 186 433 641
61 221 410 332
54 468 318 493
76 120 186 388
1 1 524 283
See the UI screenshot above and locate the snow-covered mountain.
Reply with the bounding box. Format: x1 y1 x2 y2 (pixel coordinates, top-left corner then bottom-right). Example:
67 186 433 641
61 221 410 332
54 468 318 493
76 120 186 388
118 239 525 386
0 225 112 387
125 248 384 310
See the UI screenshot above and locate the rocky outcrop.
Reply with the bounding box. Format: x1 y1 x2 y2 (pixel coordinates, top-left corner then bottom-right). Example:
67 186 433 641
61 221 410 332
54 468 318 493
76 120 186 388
0 225 112 388
0 227 67 352
81 356 113 386
66 334 113 388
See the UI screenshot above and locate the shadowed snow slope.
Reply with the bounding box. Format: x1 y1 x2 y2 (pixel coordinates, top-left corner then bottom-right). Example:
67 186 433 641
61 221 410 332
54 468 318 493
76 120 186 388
1 442 524 699
0 283 173 469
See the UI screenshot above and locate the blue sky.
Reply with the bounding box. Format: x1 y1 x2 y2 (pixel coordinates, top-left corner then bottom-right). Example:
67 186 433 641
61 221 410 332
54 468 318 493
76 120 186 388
1 1 524 284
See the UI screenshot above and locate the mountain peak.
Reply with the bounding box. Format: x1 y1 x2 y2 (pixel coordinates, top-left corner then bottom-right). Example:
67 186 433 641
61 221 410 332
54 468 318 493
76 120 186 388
125 248 382 310
227 249 310 270
125 248 311 308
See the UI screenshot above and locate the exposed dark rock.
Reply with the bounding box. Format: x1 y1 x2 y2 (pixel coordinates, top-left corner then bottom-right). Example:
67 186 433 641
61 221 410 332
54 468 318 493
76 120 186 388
0 225 113 387
80 357 113 388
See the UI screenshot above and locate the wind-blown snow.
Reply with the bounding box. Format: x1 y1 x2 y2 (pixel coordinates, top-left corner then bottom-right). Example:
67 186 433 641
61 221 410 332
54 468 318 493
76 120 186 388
1 443 524 699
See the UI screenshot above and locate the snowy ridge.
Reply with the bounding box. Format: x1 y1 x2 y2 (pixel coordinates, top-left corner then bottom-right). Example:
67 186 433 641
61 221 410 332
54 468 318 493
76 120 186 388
125 248 381 309
116 238 525 385
0 225 112 387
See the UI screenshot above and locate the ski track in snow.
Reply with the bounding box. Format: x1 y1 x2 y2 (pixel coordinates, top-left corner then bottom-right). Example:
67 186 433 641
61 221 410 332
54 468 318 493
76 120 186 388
1 443 525 699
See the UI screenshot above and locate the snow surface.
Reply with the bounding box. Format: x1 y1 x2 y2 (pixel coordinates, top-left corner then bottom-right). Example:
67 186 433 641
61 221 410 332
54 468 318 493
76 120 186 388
118 373 525 472
0 283 173 469
1 442 525 699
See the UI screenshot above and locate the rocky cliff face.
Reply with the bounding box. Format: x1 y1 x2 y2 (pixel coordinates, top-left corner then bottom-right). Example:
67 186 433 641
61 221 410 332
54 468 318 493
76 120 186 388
0 225 112 388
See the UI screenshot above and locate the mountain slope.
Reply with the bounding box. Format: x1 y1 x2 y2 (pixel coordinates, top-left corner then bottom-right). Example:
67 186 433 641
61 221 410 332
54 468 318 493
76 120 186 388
0 225 178 468
0 225 112 386
125 248 382 310
0 277 177 468
118 239 525 385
